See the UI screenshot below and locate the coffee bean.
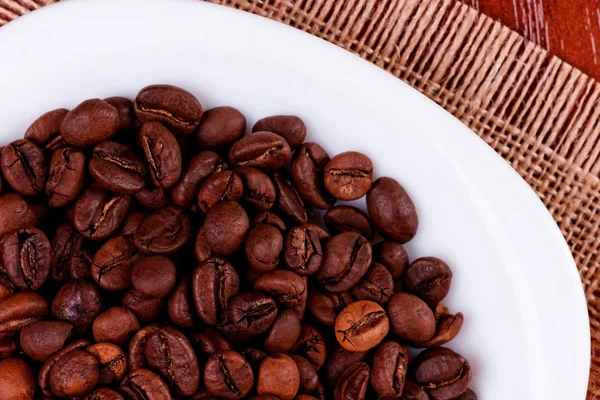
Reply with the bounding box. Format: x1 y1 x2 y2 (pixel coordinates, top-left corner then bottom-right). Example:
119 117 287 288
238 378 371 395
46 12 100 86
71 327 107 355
194 227 214 263
290 142 334 209
397 380 429 400
0 263 16 300
92 235 140 291
415 305 463 348
122 288 164 322
283 225 323 276
104 96 134 131
457 389 478 400
324 151 373 200
254 270 307 312
74 184 131 240
370 341 409 397
335 300 389 352
132 256 176 298
372 240 409 281
93 306 140 345
134 186 170 210
292 324 327 370
90 141 147 193
252 115 306 150
317 232 372 293
138 122 183 188
0 193 45 238
0 338 16 359
134 84 202 135
45 147 86 207
89 387 125 400
38 339 90 395
20 321 73 362
0 359 36 400
229 132 291 171
189 328 231 357
257 353 300 400
273 170 311 225
120 369 172 400
307 290 354 327
197 170 243 212
1 228 51 290
120 211 146 236
172 151 226 208
233 166 276 211
70 246 93 280
61 99 119 147
193 257 240 325
299 223 330 240
290 355 318 394
264 308 301 353
404 257 452 307
324 205 373 239
0 291 48 336
324 346 368 385
24 108 69 152
412 347 472 400
50 223 83 281
387 292 435 343
334 362 370 400
254 211 286 232
203 201 249 255
1 139 47 195
86 342 128 385
351 262 394 304
197 106 246 148
49 349 100 398
52 279 102 332
245 224 283 272
134 205 191 254
128 326 159 371
203 351 254 399
228 292 278 338
146 326 200 395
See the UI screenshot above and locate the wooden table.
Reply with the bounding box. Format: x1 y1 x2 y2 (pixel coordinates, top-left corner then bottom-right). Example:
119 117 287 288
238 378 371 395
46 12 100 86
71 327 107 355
464 0 600 81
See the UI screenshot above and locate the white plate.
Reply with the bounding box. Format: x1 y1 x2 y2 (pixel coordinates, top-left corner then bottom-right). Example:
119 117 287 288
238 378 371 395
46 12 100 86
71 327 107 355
0 0 590 398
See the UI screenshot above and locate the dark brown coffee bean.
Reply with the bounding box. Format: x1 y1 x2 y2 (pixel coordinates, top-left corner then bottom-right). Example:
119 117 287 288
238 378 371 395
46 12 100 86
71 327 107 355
50 349 100 398
334 362 370 400
122 289 164 322
134 206 191 254
134 84 202 135
61 99 119 147
45 147 86 207
370 341 409 397
228 292 278 338
1 139 47 195
404 257 452 307
253 115 306 150
70 246 93 280
86 342 128 385
0 193 45 239
120 369 172 400
254 211 286 231
273 170 310 225
1 228 51 290
324 205 373 239
89 387 125 400
134 186 170 210
132 256 177 298
335 300 389 352
172 151 226 208
146 326 201 396
139 122 182 189
128 326 159 371
229 132 291 171
292 324 327 370
367 177 418 243
203 351 254 399
351 262 394 304
233 166 276 211
74 184 131 240
372 241 409 281
283 225 322 276
0 358 36 400
245 224 283 272
254 270 307 312
25 108 69 152
412 347 472 400
52 279 102 332
0 291 48 336
104 96 134 131
189 328 231 357
298 223 330 241
120 211 146 236
0 337 16 359
38 339 91 396
307 290 354 327
414 305 463 348
317 232 372 293
197 170 243 212
92 235 141 291
264 308 301 353
193 257 240 325
197 106 246 148
387 292 435 343
457 389 478 400
93 306 140 345
257 353 300 400
20 321 73 362
290 142 334 209
90 141 147 193
204 201 249 255
396 380 429 400
325 346 368 385
324 151 373 201
290 355 318 394
50 223 83 281
194 227 214 263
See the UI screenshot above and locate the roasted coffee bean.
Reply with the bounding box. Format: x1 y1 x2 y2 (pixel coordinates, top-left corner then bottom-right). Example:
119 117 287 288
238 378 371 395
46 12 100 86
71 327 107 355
52 279 102 332
46 147 86 207
254 211 286 231
146 326 201 395
325 346 368 385
291 354 319 394
228 292 278 337
299 223 330 240
0 358 36 400
49 349 100 398
134 84 202 135
283 225 322 276
70 246 93 280
120 211 146 236
203 351 254 399
404 257 452 307
89 387 125 400
172 151 226 208
86 342 128 385
245 224 283 272
1 228 51 290
38 339 91 396
229 132 291 171
324 151 373 201
192 257 240 325
372 240 409 281
203 201 249 255
458 389 478 400
74 183 131 240
189 328 231 357
194 227 214 263
370 341 409 397
1 139 47 195
335 300 389 352
0 338 16 359
93 306 140 345
317 232 372 293
367 177 418 243
307 290 354 327
128 326 160 371
0 193 45 238
25 108 69 152
257 353 300 400
264 309 301 353
292 324 327 370
197 106 246 148
415 305 463 348
0 263 16 300
122 288 164 322
132 256 177 298
252 115 306 150
134 186 170 210
351 262 394 304
324 205 373 239
397 380 429 400
50 223 83 281
104 96 134 131
197 170 243 212
411 347 472 400
92 235 141 291
0 291 48 336
334 362 370 400
233 166 276 211
61 99 119 147
20 321 73 362
273 170 310 225
387 292 435 343
90 141 147 193
254 270 307 311
290 143 334 209
120 369 172 400
134 205 191 254
139 122 182 189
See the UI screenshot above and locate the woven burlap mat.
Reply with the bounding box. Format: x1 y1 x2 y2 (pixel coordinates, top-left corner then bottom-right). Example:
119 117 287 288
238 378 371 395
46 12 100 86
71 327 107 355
2 0 600 397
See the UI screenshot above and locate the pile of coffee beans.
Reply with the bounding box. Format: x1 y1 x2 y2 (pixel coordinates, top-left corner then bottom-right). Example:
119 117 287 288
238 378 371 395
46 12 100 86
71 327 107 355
0 84 475 400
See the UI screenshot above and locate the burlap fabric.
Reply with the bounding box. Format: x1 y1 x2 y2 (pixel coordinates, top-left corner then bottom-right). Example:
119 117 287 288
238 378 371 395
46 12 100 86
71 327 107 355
2 0 599 396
